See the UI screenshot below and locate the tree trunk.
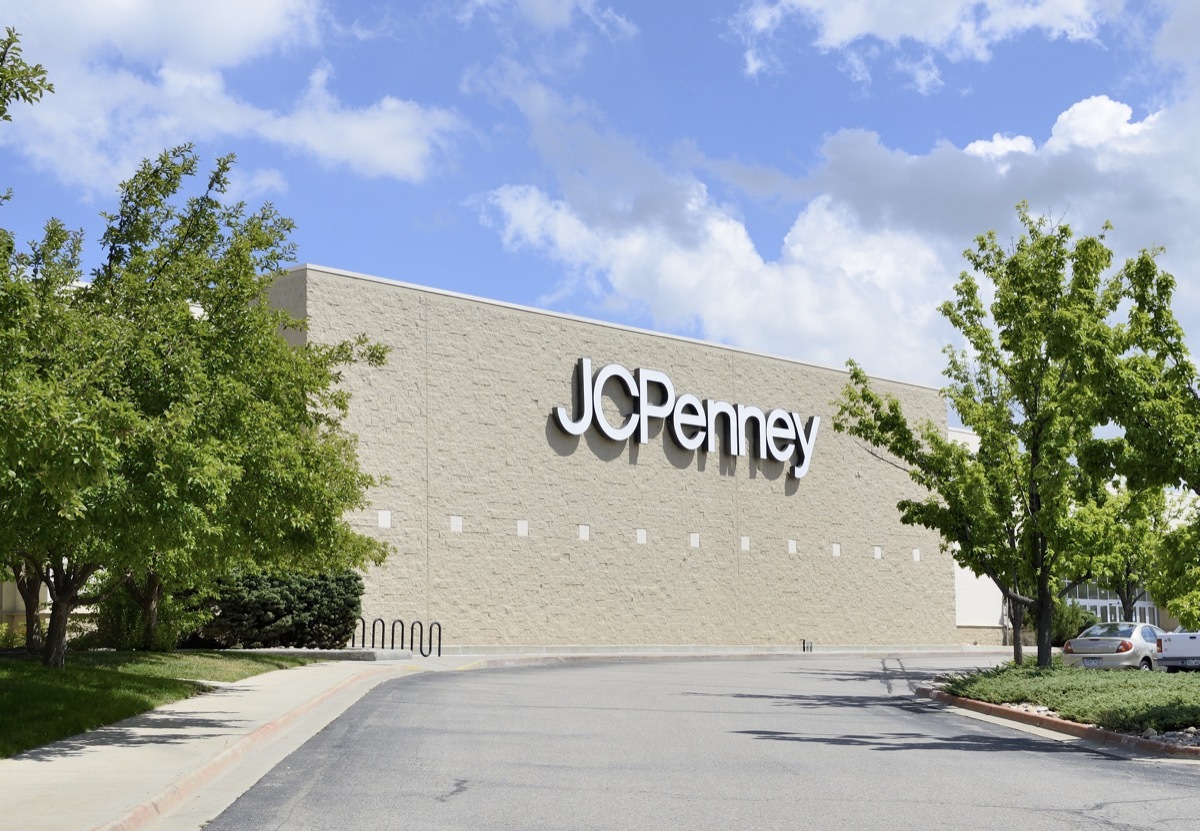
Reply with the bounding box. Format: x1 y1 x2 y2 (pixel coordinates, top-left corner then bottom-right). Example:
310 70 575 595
40 555 101 669
1116 582 1142 623
42 596 73 669
1009 602 1025 665
1036 566 1054 667
18 569 44 653
7 554 46 653
141 570 164 651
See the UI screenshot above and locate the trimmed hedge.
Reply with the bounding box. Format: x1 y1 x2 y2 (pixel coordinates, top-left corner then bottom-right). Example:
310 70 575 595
198 570 363 650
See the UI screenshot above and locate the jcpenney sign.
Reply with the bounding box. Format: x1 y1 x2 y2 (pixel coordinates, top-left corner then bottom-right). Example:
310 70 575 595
553 358 820 479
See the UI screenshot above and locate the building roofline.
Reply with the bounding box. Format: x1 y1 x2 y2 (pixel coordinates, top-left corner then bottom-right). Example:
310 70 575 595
288 263 942 394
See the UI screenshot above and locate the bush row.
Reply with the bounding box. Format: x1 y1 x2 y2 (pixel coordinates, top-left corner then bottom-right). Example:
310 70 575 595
88 570 364 651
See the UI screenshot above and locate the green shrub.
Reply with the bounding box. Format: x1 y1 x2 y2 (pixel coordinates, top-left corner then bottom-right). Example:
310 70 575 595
196 570 363 650
1 623 23 650
943 660 1200 733
84 578 211 652
1016 597 1100 648
1053 598 1098 647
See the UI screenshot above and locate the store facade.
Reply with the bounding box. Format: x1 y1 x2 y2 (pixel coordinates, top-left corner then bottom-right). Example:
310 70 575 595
270 265 964 649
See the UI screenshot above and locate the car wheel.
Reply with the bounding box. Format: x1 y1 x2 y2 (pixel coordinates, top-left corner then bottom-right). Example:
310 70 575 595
1139 658 1153 671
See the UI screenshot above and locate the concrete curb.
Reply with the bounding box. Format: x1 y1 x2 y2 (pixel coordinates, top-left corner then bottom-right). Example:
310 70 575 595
454 649 1015 671
453 651 820 671
915 686 1200 758
90 664 408 831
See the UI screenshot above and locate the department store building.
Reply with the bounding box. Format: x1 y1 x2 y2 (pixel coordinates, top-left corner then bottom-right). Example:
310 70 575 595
264 265 1006 651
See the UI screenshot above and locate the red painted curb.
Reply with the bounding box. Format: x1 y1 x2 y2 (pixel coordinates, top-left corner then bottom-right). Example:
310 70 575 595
916 686 1200 758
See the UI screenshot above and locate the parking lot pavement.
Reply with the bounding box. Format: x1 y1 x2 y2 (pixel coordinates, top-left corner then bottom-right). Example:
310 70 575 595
0 649 1029 831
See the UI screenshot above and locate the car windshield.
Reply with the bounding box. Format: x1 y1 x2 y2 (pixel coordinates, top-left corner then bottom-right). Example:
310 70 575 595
1080 623 1135 638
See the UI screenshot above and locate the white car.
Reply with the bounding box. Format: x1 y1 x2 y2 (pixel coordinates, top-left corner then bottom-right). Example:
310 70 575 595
1062 622 1166 670
1156 627 1200 673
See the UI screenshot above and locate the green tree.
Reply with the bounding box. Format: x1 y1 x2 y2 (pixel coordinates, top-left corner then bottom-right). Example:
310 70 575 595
1152 521 1200 628
1 147 390 666
835 204 1131 666
1066 484 1178 623
0 27 54 649
835 361 1042 662
0 27 52 124
0 219 133 664
1090 245 1200 629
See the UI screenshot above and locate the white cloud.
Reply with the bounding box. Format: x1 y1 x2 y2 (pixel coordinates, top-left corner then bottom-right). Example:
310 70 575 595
1153 0 1200 73
739 0 1109 54
0 61 262 195
260 64 464 182
473 67 954 382
744 48 771 76
1044 95 1159 153
963 132 1036 175
517 0 580 31
0 1 465 193
804 105 1179 252
895 53 943 94
796 88 1200 369
475 30 1200 386
5 0 322 72
482 183 950 383
734 0 1115 79
226 168 289 202
839 48 874 85
964 133 1036 160
457 0 636 37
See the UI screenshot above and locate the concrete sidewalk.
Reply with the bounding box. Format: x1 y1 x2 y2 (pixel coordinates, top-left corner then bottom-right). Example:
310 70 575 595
0 657 464 831
0 649 1000 831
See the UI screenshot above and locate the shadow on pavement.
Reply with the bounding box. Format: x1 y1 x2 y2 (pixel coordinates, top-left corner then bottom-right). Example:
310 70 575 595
14 693 251 762
732 728 1114 758
680 690 934 712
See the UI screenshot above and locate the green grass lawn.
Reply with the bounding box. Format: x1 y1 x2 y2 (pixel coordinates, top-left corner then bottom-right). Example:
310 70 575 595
943 661 1200 733
0 651 314 758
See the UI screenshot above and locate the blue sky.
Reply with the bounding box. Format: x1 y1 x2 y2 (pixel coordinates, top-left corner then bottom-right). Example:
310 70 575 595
2 1 1197 387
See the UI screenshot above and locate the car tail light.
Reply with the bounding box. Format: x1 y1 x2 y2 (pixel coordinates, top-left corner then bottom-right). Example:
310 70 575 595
1116 640 1133 653
1157 638 1163 653
1063 641 1074 654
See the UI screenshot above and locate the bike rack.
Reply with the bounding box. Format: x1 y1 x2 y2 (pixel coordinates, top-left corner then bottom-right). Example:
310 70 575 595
350 616 440 656
408 620 442 657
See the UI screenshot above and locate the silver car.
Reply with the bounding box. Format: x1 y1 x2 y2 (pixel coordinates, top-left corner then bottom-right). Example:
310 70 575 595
1062 622 1166 670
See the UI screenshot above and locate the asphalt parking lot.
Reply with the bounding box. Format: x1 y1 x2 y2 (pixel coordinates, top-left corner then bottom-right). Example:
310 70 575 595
200 654 1200 831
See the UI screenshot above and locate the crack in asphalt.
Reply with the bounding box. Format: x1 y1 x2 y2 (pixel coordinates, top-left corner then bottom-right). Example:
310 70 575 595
435 778 470 803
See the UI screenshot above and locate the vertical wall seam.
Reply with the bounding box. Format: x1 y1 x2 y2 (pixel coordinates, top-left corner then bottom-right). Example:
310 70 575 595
732 352 742 643
424 297 431 621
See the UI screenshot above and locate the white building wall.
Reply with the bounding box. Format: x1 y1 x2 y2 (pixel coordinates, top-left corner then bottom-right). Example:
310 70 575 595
947 427 1007 642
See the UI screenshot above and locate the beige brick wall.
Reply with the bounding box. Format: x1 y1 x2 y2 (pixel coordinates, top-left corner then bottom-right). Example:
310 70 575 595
957 626 1008 647
272 265 959 648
